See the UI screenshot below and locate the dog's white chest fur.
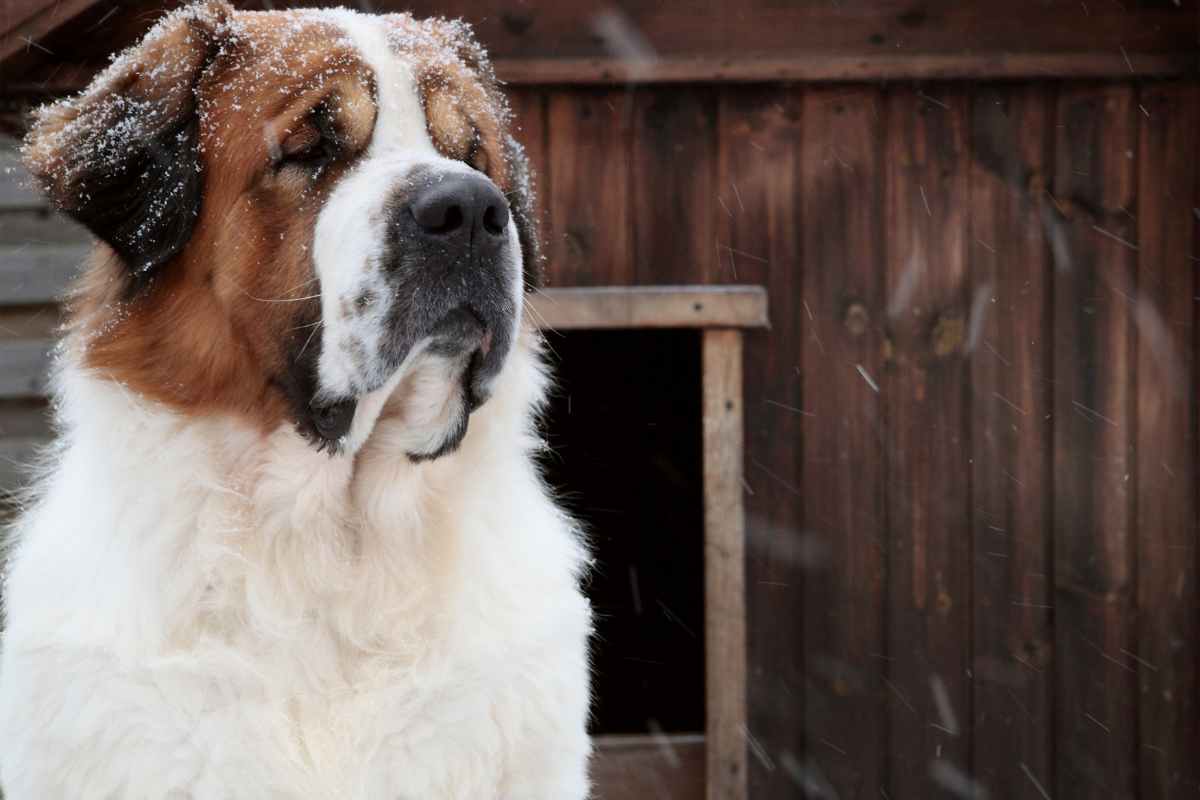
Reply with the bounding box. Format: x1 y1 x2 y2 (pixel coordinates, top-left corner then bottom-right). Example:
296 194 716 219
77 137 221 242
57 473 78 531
0 343 592 799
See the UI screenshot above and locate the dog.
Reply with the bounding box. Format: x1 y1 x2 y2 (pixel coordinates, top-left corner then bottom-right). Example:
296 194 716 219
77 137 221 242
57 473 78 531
0 3 592 798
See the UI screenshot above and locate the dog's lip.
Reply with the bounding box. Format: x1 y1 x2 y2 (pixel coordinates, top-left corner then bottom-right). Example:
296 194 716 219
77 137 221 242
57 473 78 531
478 329 494 358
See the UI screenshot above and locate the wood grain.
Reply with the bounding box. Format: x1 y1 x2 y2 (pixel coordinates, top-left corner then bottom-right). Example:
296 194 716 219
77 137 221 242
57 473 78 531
544 90 634 286
882 86 972 799
713 84 804 799
1052 85 1138 800
527 286 767 330
967 85 1055 799
702 328 747 800
797 85 887 798
631 88 719 284
592 734 706 800
1133 82 1199 799
6 1 1197 89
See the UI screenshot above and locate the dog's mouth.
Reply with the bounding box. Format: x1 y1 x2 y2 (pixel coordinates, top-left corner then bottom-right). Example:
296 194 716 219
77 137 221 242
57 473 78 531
301 304 503 452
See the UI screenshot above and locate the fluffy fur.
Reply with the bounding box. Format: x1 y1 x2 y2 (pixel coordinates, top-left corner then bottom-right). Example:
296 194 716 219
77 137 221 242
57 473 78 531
0 4 592 799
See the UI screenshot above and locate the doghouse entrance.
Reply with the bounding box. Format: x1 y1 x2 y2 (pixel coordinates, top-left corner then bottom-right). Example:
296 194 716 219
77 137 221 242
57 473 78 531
540 328 705 736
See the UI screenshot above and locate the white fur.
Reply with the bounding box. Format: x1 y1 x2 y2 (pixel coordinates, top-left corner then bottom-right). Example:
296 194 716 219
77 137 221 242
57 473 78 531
0 11 592 800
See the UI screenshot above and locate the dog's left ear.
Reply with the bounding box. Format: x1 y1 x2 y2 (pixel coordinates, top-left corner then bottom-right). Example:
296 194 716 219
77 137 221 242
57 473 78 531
22 0 234 283
503 134 543 291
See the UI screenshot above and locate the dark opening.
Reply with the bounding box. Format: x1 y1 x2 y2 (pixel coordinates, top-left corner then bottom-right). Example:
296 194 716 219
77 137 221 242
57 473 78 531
539 328 705 736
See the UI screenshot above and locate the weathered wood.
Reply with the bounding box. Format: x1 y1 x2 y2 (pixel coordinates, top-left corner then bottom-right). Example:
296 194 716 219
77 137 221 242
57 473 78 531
0 339 51 398
592 734 706 800
0 243 87 304
491 52 1199 85
796 85 887 798
528 286 767 330
702 328 747 800
0 135 39 208
544 90 634 287
1052 85 1138 800
968 86 1055 799
4 0 1197 90
882 86 972 798
713 84 803 799
1134 83 1199 799
0 399 50 499
632 88 719 284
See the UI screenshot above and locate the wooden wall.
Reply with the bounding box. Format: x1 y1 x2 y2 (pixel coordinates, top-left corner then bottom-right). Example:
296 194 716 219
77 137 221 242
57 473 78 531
2 79 1198 799
506 80 1198 799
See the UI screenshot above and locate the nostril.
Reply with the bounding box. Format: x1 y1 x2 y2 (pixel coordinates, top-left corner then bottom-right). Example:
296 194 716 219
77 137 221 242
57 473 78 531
482 204 506 236
412 198 465 235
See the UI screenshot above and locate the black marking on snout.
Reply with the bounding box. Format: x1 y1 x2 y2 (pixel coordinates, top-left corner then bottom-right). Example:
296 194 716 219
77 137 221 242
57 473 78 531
373 167 520 402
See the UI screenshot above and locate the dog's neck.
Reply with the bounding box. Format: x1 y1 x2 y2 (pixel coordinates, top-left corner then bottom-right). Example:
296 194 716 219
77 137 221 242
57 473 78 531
30 336 550 665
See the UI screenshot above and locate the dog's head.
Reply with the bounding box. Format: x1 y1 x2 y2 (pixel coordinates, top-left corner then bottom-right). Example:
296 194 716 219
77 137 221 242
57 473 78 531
24 1 540 455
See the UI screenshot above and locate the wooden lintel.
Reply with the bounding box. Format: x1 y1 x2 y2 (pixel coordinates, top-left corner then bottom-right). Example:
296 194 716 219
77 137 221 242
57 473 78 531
528 286 769 331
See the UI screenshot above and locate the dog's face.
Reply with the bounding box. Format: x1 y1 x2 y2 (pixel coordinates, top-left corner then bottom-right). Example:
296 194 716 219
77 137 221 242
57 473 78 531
23 1 540 455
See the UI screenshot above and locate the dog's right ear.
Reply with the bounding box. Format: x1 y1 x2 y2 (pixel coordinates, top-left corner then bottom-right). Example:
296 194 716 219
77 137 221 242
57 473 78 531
22 0 234 284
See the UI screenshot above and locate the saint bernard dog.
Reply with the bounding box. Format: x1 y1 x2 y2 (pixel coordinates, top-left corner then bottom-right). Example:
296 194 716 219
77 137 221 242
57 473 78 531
0 3 592 798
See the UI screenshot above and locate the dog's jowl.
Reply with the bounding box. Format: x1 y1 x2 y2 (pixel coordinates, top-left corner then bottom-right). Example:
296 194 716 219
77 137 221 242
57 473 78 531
0 3 591 798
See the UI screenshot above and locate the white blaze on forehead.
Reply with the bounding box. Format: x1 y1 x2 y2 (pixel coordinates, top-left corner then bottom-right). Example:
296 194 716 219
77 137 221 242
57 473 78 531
312 11 439 401
324 11 438 159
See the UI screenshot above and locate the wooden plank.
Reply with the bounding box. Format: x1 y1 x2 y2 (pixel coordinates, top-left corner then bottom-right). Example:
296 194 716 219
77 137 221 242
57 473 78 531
3 1 1196 91
1134 83 1199 799
1 134 40 208
967 86 1055 799
529 286 767 330
713 85 803 800
881 86 972 798
1052 85 1138 800
0 435 45 499
490 52 1199 85
592 734 705 800
0 209 89 244
702 328 747 800
0 243 87 304
0 0 98 71
0 339 51 398
544 90 634 287
796 85 887 798
631 88 719 284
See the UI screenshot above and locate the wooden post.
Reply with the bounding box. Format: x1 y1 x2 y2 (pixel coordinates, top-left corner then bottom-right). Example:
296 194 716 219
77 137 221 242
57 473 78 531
702 328 747 800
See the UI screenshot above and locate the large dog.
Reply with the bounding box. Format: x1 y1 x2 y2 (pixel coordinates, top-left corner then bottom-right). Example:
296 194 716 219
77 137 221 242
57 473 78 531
0 3 592 798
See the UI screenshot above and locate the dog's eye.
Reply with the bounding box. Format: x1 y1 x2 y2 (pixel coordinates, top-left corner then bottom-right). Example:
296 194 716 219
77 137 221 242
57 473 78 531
278 114 339 171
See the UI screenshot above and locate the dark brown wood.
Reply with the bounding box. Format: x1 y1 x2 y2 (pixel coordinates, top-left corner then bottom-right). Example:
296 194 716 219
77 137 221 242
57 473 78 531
591 734 705 800
4 0 1197 89
1133 83 1199 799
544 90 634 287
632 88 719 284
528 286 768 330
967 86 1055 799
796 85 887 798
491 52 1199 85
1052 85 1138 800
713 85 804 800
702 328 748 800
882 86 972 798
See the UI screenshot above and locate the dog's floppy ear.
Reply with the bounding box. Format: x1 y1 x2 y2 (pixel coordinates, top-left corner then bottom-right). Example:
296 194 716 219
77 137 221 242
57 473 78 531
22 0 233 284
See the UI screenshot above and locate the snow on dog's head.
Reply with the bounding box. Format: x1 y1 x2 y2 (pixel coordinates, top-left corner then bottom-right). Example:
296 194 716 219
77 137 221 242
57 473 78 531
23 0 540 454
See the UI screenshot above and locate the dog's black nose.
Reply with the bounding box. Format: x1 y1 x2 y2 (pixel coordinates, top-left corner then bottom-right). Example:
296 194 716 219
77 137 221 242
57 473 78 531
410 172 509 242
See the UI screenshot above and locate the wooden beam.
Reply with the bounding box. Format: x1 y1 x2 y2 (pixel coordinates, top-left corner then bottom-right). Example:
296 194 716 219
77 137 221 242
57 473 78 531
0 0 99 68
494 51 1199 85
592 734 705 800
701 329 747 800
528 286 768 330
